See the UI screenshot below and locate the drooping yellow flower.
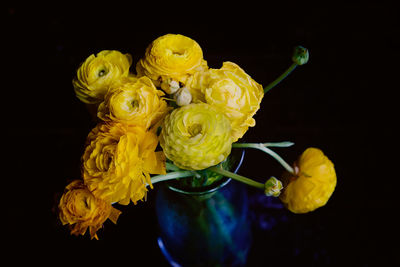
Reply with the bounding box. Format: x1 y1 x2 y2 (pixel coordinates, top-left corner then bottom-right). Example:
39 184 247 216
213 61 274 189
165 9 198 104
187 62 264 142
160 103 232 170
58 180 121 240
279 148 337 214
97 76 171 129
136 34 207 87
82 122 166 205
73 50 133 104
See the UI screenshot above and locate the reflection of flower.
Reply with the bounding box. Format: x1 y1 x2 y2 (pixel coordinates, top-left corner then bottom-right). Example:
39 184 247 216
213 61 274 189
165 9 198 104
136 34 207 86
97 76 170 129
58 180 121 240
187 62 264 141
82 123 166 205
279 148 336 213
160 103 232 170
73 50 132 104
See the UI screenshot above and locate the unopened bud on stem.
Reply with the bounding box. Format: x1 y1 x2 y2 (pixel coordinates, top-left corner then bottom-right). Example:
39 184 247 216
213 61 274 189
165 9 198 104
264 176 283 197
161 78 180 94
175 86 192 106
292 46 309 65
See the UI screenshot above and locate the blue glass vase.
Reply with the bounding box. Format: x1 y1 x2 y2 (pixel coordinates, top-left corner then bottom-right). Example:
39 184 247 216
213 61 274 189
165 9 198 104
155 150 252 266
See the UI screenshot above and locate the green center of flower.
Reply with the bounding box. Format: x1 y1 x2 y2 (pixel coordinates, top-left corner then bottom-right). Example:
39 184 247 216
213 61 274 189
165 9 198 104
98 69 107 77
131 100 139 109
187 123 203 137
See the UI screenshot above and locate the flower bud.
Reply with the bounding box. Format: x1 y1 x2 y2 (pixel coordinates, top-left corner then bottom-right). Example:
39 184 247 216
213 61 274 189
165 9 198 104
175 86 192 106
264 176 283 197
292 46 309 65
161 78 180 94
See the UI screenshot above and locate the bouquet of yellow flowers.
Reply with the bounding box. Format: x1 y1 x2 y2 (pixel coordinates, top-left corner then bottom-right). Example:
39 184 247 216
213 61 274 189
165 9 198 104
58 34 336 240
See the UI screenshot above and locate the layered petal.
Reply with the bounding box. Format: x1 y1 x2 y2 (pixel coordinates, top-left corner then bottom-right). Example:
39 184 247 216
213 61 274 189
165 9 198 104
97 76 171 129
73 50 133 104
280 148 337 213
82 122 166 205
187 62 264 141
160 103 232 170
136 34 207 86
58 180 121 240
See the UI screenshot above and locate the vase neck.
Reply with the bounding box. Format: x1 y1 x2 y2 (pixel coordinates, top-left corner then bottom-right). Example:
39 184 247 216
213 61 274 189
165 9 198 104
167 177 232 196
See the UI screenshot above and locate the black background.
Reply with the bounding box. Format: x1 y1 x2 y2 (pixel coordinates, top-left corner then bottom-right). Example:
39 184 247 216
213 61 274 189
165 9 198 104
3 3 398 266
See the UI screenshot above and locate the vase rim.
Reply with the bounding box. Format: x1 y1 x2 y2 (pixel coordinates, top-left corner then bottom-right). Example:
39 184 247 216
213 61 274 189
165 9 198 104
166 149 245 195
167 177 232 195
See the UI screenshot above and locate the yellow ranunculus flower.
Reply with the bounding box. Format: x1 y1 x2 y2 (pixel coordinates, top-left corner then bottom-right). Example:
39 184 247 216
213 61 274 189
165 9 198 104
160 103 232 170
82 122 166 205
187 62 264 142
279 148 337 214
97 76 171 129
73 50 133 104
58 180 121 240
136 34 207 86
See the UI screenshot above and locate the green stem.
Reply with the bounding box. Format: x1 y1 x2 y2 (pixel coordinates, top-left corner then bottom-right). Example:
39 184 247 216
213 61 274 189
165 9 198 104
165 162 180 171
233 141 294 148
208 166 264 190
264 63 297 93
232 143 295 174
150 171 194 185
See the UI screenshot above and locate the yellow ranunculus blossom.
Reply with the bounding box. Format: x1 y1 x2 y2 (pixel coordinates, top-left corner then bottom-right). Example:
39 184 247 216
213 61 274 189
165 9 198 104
160 103 232 170
187 62 264 142
82 122 166 205
279 148 337 214
73 50 133 104
97 76 171 129
136 34 207 87
58 180 121 240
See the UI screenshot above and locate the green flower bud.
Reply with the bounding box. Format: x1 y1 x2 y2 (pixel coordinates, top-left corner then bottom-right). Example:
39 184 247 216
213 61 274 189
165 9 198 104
264 176 283 197
292 46 309 65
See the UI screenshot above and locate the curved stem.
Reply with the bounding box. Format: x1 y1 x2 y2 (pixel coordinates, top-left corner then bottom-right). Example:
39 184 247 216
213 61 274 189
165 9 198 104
150 171 194 186
259 146 294 173
262 141 295 147
232 143 295 174
165 162 180 171
208 166 264 190
233 141 294 148
264 63 297 94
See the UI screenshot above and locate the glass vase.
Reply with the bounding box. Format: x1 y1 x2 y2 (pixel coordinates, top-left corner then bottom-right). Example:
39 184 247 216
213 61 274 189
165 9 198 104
155 150 252 266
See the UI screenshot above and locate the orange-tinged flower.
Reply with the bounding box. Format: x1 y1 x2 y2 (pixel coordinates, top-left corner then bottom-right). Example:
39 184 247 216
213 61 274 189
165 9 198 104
82 122 166 205
280 148 337 213
58 180 121 240
97 76 171 129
